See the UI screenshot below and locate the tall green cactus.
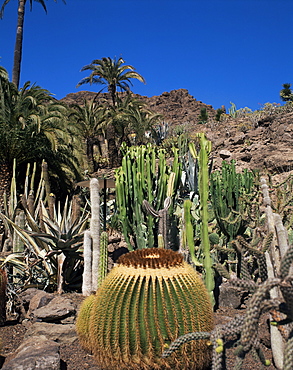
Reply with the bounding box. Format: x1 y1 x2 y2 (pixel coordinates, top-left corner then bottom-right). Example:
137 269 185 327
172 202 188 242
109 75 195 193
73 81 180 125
97 231 108 287
210 160 257 242
195 133 214 303
115 143 181 250
76 248 214 370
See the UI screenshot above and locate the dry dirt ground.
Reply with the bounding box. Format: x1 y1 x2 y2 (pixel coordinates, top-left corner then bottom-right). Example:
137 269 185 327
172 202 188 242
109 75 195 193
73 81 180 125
0 293 277 370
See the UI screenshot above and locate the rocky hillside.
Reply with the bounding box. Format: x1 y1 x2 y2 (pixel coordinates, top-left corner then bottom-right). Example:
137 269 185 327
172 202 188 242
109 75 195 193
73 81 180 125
61 89 293 174
61 88 218 125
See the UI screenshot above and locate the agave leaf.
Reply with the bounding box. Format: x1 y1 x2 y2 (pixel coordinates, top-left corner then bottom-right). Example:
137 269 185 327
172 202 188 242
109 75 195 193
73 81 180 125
40 201 51 234
42 216 61 238
70 216 89 235
0 253 27 269
0 213 52 275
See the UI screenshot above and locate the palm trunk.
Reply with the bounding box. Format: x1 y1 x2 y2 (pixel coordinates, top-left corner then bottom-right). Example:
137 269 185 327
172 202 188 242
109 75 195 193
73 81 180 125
0 161 12 236
106 123 120 167
0 162 12 213
107 85 120 167
86 137 95 173
12 0 26 88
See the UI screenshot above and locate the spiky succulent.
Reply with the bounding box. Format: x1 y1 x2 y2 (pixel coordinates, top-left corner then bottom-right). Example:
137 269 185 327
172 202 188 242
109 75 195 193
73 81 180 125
76 248 214 370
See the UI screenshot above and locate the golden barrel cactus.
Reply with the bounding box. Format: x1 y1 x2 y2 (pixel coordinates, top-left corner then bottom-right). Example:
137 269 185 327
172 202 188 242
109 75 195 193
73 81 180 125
76 248 214 370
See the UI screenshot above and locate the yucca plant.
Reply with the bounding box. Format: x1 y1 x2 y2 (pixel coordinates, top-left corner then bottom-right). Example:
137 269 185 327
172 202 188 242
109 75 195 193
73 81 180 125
76 248 214 370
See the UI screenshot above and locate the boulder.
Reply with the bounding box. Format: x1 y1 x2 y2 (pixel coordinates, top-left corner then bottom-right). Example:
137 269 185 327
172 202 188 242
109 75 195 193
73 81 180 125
2 335 60 370
218 282 249 309
31 296 76 322
24 322 77 344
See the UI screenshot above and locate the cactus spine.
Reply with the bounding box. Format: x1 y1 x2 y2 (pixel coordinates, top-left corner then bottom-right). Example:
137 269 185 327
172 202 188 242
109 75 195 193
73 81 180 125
77 248 214 370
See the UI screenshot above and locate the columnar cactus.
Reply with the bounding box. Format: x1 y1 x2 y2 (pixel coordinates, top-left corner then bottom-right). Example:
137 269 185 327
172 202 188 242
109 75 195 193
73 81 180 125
210 160 257 241
76 248 214 370
115 144 181 249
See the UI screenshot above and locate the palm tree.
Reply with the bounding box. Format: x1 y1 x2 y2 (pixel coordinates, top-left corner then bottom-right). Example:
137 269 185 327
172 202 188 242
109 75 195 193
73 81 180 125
77 57 145 106
0 67 80 210
280 83 293 102
0 0 66 88
77 57 146 166
106 94 161 146
68 98 106 172
125 104 162 144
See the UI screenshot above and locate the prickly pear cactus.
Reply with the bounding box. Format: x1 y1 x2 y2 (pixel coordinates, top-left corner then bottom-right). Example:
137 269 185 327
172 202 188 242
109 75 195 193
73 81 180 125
77 248 214 370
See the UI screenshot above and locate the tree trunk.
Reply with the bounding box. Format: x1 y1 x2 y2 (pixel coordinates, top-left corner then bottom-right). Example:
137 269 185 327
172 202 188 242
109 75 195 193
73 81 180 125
106 123 120 168
0 161 12 213
12 0 26 88
86 137 95 173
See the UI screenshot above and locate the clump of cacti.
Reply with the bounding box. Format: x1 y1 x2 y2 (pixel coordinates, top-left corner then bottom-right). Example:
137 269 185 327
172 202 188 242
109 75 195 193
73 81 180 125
164 242 293 369
76 248 214 370
163 178 293 369
115 144 181 249
210 160 258 242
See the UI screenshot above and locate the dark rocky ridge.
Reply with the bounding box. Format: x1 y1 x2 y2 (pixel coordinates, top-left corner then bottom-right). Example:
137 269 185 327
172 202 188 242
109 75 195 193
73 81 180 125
61 88 218 127
61 89 293 174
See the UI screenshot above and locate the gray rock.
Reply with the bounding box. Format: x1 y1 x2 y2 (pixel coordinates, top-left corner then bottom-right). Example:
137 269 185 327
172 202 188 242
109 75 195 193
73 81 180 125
2 335 60 370
24 322 77 344
27 291 54 317
218 282 247 309
219 149 232 159
31 296 76 322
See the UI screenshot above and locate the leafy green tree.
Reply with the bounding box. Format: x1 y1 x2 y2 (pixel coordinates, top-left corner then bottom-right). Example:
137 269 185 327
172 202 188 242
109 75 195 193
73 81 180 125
0 0 66 88
280 83 293 102
198 107 208 124
0 66 80 208
77 57 145 106
104 94 161 158
77 57 146 167
125 102 162 144
68 98 106 172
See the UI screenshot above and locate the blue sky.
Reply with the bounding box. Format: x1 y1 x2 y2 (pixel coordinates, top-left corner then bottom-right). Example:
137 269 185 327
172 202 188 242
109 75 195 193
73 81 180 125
0 0 292 111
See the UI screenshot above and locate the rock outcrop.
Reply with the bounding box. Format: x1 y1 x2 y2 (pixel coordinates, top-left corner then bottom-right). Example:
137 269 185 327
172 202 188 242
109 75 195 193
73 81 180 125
2 290 78 370
61 89 293 174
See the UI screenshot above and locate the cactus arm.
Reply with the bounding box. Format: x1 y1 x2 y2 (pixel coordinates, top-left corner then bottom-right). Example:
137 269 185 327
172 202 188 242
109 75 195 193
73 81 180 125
183 199 199 266
196 133 214 303
90 178 100 292
82 230 93 296
98 231 108 288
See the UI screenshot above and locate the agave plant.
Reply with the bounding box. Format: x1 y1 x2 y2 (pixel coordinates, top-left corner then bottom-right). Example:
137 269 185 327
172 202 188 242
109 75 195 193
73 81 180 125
26 198 89 293
1 195 89 293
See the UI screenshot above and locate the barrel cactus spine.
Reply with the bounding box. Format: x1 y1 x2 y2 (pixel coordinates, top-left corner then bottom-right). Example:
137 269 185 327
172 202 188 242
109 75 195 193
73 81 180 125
76 294 96 352
77 248 214 370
